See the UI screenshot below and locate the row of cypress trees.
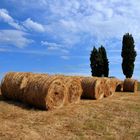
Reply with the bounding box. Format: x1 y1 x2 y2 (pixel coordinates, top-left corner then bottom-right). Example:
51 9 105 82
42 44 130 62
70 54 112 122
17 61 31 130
90 33 137 78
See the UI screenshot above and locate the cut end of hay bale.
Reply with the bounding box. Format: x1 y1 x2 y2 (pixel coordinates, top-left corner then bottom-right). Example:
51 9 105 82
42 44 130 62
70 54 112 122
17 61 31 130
46 77 68 110
81 77 105 100
123 78 138 93
65 77 82 104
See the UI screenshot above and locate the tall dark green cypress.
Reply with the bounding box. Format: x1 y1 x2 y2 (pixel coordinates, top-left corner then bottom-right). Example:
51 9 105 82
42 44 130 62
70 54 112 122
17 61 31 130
90 47 104 77
98 46 109 77
121 33 137 78
90 47 98 76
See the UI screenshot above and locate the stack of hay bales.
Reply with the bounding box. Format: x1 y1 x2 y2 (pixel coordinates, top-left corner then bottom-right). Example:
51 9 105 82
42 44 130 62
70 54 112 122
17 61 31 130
123 78 138 93
3 72 137 110
1 72 83 110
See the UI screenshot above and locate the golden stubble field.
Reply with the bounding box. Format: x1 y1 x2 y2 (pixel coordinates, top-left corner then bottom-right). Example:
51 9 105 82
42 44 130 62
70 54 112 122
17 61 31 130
0 92 140 140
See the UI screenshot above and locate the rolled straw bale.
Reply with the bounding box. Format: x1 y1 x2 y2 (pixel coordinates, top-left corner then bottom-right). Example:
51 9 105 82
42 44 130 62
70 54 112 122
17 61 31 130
22 74 68 110
62 76 82 104
1 72 32 100
102 78 113 97
101 78 123 97
52 75 83 104
108 78 122 93
123 78 138 93
81 77 105 99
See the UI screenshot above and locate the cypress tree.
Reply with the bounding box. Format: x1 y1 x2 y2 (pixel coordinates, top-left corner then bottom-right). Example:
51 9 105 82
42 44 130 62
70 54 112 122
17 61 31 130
90 47 104 77
121 33 137 78
90 47 98 76
98 46 109 77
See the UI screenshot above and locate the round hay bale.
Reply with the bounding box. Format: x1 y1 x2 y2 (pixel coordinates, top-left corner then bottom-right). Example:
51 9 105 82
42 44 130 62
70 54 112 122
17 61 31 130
1 72 32 100
102 78 113 97
50 75 83 104
23 75 68 110
64 77 82 104
101 78 123 97
81 77 105 100
123 78 138 93
108 78 122 93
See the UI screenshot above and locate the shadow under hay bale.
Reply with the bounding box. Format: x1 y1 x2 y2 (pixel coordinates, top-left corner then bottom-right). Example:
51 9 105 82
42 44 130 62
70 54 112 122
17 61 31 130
116 82 123 92
123 78 138 93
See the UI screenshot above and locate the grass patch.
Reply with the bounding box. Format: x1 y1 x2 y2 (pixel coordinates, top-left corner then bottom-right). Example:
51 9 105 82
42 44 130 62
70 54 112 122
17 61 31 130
126 103 140 113
83 119 106 132
138 82 140 91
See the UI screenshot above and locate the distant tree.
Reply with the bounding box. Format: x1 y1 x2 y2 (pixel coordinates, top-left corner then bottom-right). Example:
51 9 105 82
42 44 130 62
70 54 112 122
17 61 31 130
121 33 137 78
90 46 104 77
98 46 109 77
96 50 104 77
90 47 98 76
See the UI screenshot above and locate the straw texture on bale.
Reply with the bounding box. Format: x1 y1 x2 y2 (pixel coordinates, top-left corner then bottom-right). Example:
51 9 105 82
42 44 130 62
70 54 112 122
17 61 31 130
63 77 82 104
81 77 105 99
1 73 68 110
22 74 68 110
53 75 83 104
101 78 123 97
102 78 113 97
1 72 32 100
108 78 122 93
123 78 138 93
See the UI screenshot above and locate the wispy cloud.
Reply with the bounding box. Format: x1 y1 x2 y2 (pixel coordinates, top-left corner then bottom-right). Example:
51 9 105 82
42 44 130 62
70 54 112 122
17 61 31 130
60 55 70 60
0 30 33 48
23 18 45 32
0 8 24 30
41 40 69 53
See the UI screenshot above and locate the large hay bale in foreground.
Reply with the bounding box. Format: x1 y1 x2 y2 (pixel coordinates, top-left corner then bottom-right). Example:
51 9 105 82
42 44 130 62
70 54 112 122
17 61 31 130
123 78 138 93
81 77 105 99
1 72 32 100
1 73 68 110
22 74 68 110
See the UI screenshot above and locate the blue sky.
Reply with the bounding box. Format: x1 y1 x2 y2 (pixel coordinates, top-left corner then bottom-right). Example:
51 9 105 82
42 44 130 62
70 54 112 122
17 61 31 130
0 0 139 80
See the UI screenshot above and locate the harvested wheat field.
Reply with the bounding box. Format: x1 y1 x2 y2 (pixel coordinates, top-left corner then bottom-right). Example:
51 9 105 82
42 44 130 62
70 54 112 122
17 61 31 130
0 91 140 140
